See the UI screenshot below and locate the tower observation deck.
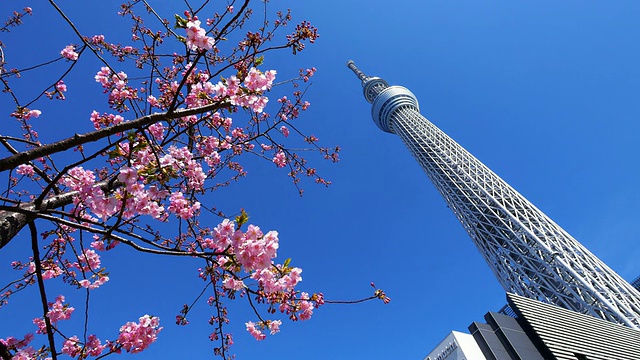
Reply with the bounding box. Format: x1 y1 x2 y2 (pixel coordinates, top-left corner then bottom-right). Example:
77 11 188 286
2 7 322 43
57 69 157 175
347 60 640 328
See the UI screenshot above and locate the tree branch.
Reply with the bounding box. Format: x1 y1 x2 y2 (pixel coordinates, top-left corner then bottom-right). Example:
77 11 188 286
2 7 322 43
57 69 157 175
0 179 114 249
0 101 229 173
30 221 58 360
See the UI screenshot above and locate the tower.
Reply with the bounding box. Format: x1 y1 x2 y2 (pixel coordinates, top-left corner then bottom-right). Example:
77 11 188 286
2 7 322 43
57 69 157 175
347 60 640 328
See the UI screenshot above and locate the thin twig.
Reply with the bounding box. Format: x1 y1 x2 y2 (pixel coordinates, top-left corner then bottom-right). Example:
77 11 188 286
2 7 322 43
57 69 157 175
30 221 58 360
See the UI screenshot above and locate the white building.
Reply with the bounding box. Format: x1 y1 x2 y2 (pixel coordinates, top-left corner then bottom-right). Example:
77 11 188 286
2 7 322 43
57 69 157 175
423 331 486 360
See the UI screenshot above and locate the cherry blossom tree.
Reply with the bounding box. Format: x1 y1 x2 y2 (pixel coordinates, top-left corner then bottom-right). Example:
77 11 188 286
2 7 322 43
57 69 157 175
0 2 389 359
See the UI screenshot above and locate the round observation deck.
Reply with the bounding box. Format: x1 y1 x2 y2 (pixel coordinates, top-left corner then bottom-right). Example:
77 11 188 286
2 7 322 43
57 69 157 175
371 86 420 133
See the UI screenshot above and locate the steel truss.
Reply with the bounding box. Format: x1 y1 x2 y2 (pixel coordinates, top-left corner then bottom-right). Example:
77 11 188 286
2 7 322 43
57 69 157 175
348 60 640 329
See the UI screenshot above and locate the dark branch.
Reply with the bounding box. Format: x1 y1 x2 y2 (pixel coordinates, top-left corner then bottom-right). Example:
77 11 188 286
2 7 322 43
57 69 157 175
0 101 229 173
0 179 113 249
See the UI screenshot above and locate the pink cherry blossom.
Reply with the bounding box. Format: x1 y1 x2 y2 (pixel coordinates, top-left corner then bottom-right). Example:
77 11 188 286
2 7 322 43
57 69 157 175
33 318 47 334
18 109 42 120
268 320 282 335
235 228 279 271
46 295 74 323
251 266 302 294
61 336 82 357
147 122 165 140
78 275 109 290
93 68 137 108
118 166 138 191
147 95 159 108
243 68 276 92
212 219 235 250
167 191 201 219
60 45 79 60
226 76 240 94
16 164 35 176
245 322 265 341
40 262 63 280
91 236 105 250
272 151 287 168
9 348 37 360
94 67 111 86
91 34 105 44
297 293 314 321
185 19 215 51
55 80 67 93
63 166 96 190
9 347 37 360
77 249 101 272
117 315 162 353
222 277 245 291
0 333 34 354
86 334 107 356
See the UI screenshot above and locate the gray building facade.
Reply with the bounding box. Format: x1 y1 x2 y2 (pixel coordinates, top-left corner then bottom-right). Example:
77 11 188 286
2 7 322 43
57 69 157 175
463 293 640 360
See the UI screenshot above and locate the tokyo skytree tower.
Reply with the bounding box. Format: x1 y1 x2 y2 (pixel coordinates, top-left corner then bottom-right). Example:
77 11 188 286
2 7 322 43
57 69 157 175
346 60 640 329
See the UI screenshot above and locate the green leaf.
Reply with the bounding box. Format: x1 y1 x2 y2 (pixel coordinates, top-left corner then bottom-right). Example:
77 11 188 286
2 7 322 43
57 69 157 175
283 258 291 268
235 209 249 228
174 14 188 29
254 55 264 66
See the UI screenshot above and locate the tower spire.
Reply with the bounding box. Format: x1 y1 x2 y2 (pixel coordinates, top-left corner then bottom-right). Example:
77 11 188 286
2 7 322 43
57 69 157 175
345 60 390 104
350 62 640 329
346 60 368 82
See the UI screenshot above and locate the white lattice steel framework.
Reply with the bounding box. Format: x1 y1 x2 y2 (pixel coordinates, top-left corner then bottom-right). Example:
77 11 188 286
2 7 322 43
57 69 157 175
347 60 640 329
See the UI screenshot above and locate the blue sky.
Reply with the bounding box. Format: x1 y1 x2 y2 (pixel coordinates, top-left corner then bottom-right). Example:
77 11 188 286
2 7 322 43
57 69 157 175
1 1 640 359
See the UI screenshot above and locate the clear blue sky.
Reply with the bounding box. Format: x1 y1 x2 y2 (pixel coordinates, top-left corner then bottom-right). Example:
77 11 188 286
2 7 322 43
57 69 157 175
1 1 640 358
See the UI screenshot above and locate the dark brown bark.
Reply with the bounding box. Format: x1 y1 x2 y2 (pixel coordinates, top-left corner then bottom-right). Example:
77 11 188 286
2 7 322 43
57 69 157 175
0 179 116 249
0 102 228 172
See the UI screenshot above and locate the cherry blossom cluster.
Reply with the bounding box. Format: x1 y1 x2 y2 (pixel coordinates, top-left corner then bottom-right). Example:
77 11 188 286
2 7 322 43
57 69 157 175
10 108 41 121
179 64 277 113
15 164 35 177
272 151 287 168
45 80 68 100
60 44 79 61
60 141 211 222
209 221 279 272
89 110 124 129
94 67 138 111
0 333 36 359
27 259 63 281
58 315 161 358
20 310 161 359
116 315 162 354
62 335 105 358
62 166 120 221
33 295 74 334
195 219 326 341
185 19 215 51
